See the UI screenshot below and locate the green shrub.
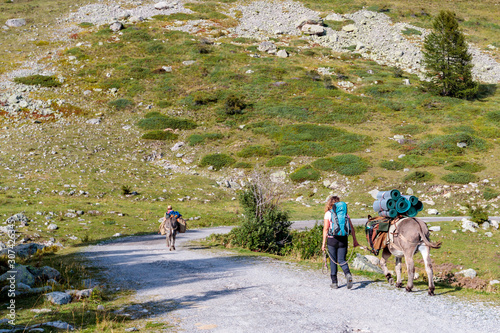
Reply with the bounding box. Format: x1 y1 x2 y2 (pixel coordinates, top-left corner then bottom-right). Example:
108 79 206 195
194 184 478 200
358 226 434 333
78 22 94 28
108 98 134 110
288 224 323 259
141 131 178 141
442 172 479 184
274 124 344 142
66 47 87 60
400 155 441 167
137 114 197 130
191 91 219 105
13 75 61 87
328 133 371 153
402 28 422 36
403 171 434 183
237 145 269 158
199 154 235 170
380 160 404 170
483 188 499 201
233 162 252 169
266 156 292 167
444 161 485 173
121 29 152 42
466 204 489 223
311 157 335 171
188 133 223 146
279 142 327 157
330 154 370 176
121 185 131 195
419 132 488 154
216 185 291 254
158 100 172 108
290 165 320 182
224 94 246 115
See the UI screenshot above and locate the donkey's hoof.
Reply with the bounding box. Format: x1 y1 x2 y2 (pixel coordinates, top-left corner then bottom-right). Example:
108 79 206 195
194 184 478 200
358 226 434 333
405 286 413 292
395 282 403 288
388 278 394 285
428 287 435 296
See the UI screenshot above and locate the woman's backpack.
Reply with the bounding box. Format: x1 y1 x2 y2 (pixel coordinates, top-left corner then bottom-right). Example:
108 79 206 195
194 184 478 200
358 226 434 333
328 201 350 236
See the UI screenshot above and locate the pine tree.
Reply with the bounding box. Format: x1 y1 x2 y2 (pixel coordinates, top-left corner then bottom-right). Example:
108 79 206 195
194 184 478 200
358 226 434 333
422 10 478 99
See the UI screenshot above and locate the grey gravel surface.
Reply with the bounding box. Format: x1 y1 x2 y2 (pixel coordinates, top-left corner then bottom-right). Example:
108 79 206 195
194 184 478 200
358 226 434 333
85 227 500 333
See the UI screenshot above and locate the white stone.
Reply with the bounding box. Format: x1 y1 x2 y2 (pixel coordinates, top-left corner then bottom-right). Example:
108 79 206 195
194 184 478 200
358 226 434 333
368 189 379 200
456 268 476 278
482 222 490 230
182 60 196 66
490 280 500 286
427 209 439 215
110 22 124 32
485 232 493 237
398 154 405 159
161 66 172 72
457 142 467 148
342 24 357 32
429 226 441 232
270 171 286 183
171 142 184 151
47 224 58 230
86 118 101 125
258 41 276 53
364 255 380 266
301 24 325 35
276 49 288 58
402 79 411 85
406 188 413 195
6 19 26 27
43 321 74 331
490 220 499 229
113 233 122 237
154 1 177 10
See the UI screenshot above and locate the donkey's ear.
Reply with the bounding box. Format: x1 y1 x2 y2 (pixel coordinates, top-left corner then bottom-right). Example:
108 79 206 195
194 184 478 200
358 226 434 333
367 215 372 220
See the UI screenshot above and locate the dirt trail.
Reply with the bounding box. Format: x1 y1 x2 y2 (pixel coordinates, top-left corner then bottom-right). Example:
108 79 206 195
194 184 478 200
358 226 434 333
85 228 500 332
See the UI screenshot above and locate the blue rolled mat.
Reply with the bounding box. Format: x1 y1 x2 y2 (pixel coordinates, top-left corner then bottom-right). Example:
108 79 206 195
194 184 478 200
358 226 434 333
405 206 417 217
395 197 411 213
376 189 401 201
373 199 396 212
413 201 424 212
402 195 418 206
379 209 398 218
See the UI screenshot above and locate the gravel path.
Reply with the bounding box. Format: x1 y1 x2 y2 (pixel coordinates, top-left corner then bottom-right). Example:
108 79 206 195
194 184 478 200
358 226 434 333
85 227 500 332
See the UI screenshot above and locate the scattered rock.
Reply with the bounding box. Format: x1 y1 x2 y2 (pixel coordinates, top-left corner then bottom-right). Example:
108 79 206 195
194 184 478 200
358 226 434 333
171 142 184 151
43 321 74 331
270 171 286 183
351 254 383 273
86 118 101 125
6 18 26 27
364 255 380 266
342 24 357 32
429 226 441 232
457 142 467 148
485 232 493 237
276 49 288 58
47 223 58 230
6 212 29 226
258 41 277 53
301 24 325 35
0 243 45 258
109 22 124 32
490 220 499 229
154 1 178 10
125 328 139 332
28 266 61 281
182 60 196 66
490 280 500 286
0 264 35 286
427 209 439 215
456 268 477 279
482 222 490 230
45 291 72 305
461 218 478 233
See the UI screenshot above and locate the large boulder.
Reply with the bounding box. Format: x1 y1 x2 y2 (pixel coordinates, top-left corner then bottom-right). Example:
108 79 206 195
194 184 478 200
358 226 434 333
110 22 124 32
301 24 325 35
456 268 477 278
0 243 45 258
6 213 29 226
45 291 72 305
258 41 277 53
6 19 26 27
0 264 36 286
351 254 383 273
28 266 61 282
154 1 178 10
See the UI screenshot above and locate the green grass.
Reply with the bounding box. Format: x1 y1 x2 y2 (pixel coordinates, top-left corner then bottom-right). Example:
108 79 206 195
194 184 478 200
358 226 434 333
237 145 270 158
13 75 61 87
442 172 479 184
108 98 134 110
403 171 434 183
199 153 236 170
137 114 197 130
141 131 178 141
266 156 293 167
444 161 486 173
290 165 321 182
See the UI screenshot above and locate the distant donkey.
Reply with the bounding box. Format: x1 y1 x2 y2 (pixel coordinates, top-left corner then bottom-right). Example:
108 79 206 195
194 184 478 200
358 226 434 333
160 215 179 251
367 216 442 295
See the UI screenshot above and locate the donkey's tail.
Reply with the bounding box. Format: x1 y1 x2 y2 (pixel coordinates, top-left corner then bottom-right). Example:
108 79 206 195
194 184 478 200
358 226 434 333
414 218 442 249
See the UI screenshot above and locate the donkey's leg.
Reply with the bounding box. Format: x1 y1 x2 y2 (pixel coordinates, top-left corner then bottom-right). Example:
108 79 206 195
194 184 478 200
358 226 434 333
404 252 415 292
394 256 404 288
165 230 170 248
172 231 177 251
419 244 435 296
380 248 393 285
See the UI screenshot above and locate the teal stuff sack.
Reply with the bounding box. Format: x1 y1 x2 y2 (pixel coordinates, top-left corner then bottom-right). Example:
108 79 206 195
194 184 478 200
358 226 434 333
329 201 350 236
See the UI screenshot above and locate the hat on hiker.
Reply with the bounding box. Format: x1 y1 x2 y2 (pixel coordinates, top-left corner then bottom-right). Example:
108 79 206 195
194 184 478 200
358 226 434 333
167 205 172 209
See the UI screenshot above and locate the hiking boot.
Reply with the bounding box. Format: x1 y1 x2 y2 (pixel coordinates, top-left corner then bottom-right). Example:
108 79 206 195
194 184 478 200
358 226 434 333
330 283 338 289
346 273 353 289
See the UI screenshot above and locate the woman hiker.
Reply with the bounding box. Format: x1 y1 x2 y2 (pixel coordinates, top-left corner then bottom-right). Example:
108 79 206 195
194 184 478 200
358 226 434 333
321 195 359 289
